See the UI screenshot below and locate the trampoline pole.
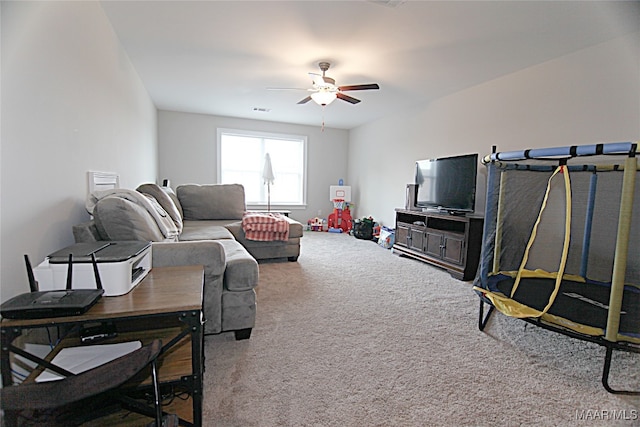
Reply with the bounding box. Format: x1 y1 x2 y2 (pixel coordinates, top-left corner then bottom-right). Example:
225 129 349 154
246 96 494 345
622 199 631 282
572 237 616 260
492 169 506 275
602 345 640 395
479 161 500 282
605 157 636 342
478 299 495 331
580 172 597 278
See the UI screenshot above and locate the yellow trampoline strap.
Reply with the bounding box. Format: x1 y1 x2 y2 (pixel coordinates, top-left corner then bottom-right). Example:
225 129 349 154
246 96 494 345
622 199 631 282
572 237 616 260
541 166 572 315
474 287 544 318
510 166 572 316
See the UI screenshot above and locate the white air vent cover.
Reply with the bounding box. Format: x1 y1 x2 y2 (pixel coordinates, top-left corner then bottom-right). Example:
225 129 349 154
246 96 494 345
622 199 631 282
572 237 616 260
88 171 119 194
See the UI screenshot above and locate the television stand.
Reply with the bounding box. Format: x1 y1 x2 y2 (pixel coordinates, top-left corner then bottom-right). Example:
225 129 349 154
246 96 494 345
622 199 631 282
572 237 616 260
393 209 483 281
445 210 469 216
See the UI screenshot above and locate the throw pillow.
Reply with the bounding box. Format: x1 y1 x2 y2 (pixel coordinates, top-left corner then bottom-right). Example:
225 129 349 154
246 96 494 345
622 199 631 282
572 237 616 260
177 184 246 220
94 196 167 242
136 183 183 232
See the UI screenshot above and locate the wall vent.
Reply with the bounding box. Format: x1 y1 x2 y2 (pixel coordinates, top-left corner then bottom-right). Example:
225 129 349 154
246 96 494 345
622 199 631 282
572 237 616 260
88 171 120 194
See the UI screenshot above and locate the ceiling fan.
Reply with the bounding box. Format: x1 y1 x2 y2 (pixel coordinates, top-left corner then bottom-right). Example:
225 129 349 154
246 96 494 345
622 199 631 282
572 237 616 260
271 62 380 106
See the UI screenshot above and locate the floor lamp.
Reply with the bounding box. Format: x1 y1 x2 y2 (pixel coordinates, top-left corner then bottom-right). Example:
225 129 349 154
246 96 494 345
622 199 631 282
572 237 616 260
262 153 275 211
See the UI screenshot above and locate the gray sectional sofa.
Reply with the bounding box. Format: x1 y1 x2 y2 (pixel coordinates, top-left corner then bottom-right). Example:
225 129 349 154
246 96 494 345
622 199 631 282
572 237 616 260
73 183 303 339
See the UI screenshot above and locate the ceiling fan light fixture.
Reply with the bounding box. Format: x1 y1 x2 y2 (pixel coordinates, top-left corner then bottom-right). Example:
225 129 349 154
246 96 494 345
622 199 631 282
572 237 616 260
311 91 337 106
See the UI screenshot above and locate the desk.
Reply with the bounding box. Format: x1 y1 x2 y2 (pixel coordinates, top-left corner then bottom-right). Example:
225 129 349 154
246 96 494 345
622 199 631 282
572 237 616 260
0 265 204 426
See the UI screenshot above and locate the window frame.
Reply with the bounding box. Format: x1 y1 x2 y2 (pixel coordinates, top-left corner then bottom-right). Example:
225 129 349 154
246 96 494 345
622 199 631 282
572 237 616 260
216 128 308 210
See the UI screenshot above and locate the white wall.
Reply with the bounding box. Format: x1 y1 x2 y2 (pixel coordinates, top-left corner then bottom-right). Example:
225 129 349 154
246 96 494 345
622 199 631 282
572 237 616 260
158 111 349 224
349 33 640 227
1 1 158 301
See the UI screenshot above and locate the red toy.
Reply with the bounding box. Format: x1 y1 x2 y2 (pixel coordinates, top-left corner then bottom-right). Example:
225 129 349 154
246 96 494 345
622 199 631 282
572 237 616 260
327 199 352 233
307 217 326 232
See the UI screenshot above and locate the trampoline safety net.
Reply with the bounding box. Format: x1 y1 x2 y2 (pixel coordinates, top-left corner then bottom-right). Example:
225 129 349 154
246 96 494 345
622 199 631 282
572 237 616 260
473 142 639 344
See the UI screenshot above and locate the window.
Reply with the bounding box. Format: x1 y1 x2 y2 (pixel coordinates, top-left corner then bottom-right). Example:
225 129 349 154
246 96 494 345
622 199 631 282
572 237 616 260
217 129 307 208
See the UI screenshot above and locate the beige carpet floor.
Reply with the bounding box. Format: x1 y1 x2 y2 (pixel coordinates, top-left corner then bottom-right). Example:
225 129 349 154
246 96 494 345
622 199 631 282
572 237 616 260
203 231 639 426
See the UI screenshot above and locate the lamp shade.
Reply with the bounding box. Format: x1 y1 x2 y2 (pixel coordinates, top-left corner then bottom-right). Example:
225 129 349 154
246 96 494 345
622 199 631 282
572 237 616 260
311 91 337 106
262 153 275 185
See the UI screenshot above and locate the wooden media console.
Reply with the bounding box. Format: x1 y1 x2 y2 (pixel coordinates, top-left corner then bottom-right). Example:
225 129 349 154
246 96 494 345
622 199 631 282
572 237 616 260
393 209 483 281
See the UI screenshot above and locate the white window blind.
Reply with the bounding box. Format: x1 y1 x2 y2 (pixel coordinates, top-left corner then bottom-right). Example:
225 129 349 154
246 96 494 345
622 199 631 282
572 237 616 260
217 129 307 207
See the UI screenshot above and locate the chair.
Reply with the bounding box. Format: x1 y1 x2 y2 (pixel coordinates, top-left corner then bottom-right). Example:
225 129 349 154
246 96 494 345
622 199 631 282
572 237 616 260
1 339 179 426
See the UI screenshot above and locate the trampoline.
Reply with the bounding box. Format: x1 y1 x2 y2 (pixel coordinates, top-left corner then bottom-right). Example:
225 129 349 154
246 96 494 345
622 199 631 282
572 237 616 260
473 142 639 394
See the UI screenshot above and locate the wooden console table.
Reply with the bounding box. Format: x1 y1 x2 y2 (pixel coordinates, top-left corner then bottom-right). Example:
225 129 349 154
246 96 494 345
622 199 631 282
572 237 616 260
393 209 484 281
0 265 205 426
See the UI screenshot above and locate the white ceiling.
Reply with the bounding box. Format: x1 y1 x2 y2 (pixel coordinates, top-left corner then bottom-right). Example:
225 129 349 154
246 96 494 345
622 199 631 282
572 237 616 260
101 1 639 130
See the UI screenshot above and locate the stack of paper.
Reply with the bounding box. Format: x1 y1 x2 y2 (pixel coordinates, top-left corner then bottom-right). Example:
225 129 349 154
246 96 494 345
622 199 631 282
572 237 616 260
36 341 142 382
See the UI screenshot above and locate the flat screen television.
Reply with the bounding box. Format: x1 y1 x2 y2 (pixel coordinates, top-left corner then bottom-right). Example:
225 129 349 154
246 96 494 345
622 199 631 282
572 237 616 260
414 153 478 214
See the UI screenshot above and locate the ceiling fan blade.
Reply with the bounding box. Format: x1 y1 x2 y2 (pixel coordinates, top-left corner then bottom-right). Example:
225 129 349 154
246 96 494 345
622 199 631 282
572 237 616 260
297 96 312 104
338 83 380 91
337 92 361 104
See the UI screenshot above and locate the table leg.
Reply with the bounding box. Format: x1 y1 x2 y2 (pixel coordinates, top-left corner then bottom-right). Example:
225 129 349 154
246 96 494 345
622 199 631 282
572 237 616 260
180 310 204 426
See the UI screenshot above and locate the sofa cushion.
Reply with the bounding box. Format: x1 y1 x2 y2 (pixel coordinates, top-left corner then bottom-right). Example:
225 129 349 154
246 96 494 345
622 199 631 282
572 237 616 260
87 189 180 241
136 183 183 232
177 184 246 221
286 217 304 239
93 196 168 242
166 190 184 219
217 240 258 292
179 220 235 241
226 217 303 239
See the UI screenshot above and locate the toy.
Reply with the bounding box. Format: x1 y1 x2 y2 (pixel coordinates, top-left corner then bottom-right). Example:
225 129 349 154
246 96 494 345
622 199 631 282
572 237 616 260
373 223 381 238
377 226 395 249
307 217 326 232
327 199 353 233
352 218 369 239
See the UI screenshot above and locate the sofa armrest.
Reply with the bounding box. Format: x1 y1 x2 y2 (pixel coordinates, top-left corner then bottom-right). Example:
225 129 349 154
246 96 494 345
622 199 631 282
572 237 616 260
151 240 227 334
151 240 226 278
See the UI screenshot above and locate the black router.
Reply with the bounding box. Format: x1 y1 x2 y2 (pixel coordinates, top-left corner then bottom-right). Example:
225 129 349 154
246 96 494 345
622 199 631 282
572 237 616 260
0 253 105 319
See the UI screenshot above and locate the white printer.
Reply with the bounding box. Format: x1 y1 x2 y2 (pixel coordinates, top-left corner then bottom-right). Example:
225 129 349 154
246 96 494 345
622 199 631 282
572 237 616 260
34 241 151 296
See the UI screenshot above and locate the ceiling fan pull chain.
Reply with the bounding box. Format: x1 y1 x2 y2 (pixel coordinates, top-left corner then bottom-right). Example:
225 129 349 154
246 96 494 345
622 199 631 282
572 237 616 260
321 106 325 132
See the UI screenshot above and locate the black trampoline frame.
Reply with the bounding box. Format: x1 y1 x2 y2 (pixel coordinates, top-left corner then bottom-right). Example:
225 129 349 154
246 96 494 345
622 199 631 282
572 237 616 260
478 296 640 395
474 142 639 395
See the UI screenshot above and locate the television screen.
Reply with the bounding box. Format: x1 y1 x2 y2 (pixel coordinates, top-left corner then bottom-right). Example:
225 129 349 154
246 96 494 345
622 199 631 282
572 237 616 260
414 153 478 213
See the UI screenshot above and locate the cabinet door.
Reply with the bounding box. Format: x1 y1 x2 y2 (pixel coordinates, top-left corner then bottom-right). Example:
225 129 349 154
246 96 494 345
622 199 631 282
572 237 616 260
424 230 443 258
409 227 424 251
396 223 410 248
442 233 465 265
